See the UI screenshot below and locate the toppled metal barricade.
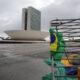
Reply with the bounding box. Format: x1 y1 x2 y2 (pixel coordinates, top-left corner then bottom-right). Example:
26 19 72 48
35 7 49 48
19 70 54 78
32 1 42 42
42 18 80 80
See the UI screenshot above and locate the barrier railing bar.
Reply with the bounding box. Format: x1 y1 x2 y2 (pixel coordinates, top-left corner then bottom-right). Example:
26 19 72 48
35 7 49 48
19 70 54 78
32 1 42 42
51 18 80 21
59 31 80 33
51 51 80 53
55 46 80 47
56 28 80 29
60 36 80 37
61 41 80 42
55 66 80 68
54 58 80 60
55 76 80 78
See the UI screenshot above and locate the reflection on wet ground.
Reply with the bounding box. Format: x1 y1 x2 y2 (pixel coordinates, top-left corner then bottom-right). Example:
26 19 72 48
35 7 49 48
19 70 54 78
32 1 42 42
0 43 50 58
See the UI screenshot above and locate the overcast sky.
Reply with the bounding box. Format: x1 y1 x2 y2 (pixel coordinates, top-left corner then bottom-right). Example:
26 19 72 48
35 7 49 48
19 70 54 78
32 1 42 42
0 0 80 35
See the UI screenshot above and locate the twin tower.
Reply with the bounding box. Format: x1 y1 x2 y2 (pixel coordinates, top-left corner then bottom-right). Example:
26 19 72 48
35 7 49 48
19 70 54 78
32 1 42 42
22 7 41 31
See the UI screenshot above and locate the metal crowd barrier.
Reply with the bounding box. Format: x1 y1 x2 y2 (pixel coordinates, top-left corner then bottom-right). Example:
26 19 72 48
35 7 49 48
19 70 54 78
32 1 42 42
50 18 80 79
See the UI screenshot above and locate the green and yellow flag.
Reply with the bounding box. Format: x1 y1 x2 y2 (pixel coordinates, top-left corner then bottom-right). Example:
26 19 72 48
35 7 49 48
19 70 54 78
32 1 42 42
49 28 66 59
50 32 58 52
50 28 61 52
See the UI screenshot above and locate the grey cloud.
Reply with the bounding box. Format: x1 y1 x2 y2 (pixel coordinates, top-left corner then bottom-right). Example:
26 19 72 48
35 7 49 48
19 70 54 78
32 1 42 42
41 0 80 31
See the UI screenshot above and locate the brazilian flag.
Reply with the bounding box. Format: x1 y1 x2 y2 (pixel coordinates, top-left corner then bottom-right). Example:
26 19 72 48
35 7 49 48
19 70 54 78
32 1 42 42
50 30 58 52
50 28 62 52
49 28 66 59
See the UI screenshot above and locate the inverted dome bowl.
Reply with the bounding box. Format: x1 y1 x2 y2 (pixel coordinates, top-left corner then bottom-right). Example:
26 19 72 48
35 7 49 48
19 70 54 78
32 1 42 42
5 30 49 40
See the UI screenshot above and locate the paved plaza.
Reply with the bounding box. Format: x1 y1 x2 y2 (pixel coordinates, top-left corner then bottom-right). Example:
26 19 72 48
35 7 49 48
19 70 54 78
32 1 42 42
0 43 50 80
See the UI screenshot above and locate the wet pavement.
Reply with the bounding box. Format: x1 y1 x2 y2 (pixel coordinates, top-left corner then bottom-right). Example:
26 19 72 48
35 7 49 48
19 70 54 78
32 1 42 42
0 42 78 80
0 43 50 80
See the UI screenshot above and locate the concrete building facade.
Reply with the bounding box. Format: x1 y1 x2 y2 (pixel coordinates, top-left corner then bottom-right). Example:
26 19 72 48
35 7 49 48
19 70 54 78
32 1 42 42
22 7 41 31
